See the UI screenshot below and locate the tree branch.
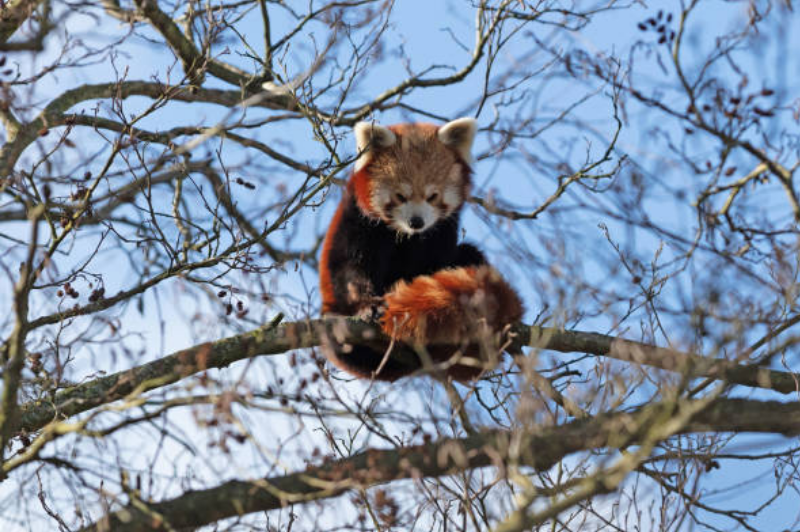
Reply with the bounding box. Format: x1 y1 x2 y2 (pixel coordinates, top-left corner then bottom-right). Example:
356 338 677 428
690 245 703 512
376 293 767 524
132 0 250 87
80 398 800 531
0 0 44 44
15 318 798 436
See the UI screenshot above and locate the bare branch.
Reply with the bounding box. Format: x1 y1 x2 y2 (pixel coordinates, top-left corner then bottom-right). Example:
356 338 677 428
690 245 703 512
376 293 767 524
80 398 800 531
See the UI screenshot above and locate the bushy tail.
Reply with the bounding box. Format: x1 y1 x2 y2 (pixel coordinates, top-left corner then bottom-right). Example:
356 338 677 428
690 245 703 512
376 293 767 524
380 265 524 380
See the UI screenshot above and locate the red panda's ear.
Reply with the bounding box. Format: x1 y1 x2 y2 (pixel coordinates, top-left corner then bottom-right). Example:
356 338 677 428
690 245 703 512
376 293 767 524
438 117 477 166
354 122 396 171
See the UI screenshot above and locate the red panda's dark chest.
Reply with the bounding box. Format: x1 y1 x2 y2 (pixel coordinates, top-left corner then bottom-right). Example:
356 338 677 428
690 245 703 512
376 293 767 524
329 195 462 296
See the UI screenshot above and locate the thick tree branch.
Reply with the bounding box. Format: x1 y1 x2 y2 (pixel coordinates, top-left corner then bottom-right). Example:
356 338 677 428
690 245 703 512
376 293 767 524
80 398 800 531
15 318 798 437
0 80 295 179
0 0 44 44
510 324 799 395
0 207 41 469
132 0 251 87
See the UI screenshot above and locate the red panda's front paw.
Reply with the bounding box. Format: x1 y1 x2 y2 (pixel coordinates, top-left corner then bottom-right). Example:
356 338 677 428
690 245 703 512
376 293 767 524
356 298 386 322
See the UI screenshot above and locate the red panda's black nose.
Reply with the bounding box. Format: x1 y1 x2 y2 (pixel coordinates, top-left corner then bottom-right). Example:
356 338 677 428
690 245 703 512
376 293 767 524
409 216 424 230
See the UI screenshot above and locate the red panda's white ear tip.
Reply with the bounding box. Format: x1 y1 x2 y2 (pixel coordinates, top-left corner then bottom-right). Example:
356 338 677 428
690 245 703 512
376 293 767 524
438 117 477 165
354 121 397 171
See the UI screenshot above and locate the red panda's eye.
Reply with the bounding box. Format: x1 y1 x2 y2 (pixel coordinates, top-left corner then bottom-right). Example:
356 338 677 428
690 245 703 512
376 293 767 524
395 193 407 203
427 192 439 202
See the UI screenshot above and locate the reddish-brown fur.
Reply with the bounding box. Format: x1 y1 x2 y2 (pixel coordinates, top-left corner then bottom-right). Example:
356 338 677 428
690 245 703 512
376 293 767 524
320 118 524 381
359 122 471 227
319 200 345 314
349 169 377 218
380 265 524 379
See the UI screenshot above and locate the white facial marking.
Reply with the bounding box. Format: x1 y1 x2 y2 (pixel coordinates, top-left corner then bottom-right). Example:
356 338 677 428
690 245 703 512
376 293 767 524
391 201 438 235
443 185 461 210
373 186 391 210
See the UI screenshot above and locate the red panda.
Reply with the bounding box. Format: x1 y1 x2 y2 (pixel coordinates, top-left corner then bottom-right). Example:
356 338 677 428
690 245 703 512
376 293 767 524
319 117 523 381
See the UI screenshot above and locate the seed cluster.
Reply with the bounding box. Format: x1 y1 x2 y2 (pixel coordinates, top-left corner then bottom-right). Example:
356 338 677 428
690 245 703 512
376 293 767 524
638 10 676 45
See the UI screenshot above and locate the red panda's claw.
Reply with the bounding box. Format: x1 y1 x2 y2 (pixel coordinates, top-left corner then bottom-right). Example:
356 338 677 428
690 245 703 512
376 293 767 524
356 298 387 322
372 301 387 320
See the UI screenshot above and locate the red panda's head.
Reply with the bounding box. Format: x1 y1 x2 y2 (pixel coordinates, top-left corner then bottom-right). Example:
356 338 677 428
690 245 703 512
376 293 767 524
349 118 477 235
